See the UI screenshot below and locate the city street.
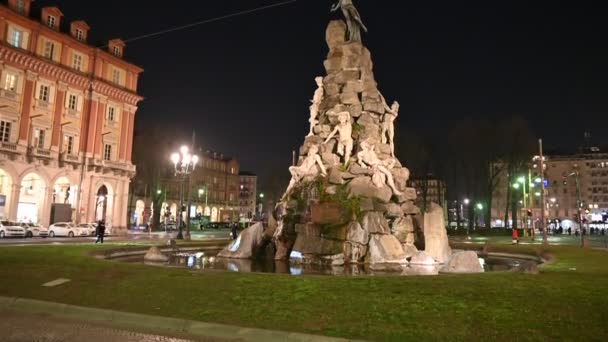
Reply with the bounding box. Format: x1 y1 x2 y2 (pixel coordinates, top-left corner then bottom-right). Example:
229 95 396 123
0 229 232 246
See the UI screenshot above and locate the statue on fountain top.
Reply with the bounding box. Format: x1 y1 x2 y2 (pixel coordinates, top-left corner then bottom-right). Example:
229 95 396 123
331 0 368 42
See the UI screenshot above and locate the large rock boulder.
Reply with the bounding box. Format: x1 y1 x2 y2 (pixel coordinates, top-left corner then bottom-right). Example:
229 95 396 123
392 216 414 243
218 223 264 259
144 247 169 263
366 234 407 264
361 211 390 234
346 221 369 245
441 251 484 273
409 251 438 265
347 177 392 203
423 203 452 263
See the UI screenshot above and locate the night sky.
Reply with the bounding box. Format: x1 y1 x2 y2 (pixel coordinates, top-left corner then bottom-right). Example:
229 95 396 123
31 0 608 195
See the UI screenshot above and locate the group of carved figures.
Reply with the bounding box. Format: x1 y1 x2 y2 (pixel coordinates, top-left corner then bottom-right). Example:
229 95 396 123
284 76 402 199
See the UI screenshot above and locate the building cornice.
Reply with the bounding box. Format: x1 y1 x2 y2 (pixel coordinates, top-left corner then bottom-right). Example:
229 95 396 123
0 44 144 106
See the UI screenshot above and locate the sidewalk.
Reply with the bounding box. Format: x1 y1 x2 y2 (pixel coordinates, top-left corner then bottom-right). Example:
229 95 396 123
0 296 360 342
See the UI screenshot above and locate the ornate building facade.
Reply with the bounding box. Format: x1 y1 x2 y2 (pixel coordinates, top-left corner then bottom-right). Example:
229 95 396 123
0 0 143 233
238 171 257 222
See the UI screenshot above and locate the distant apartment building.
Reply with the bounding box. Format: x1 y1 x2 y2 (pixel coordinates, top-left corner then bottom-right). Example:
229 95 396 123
0 0 143 233
491 149 608 227
409 175 447 210
130 150 241 226
238 171 257 222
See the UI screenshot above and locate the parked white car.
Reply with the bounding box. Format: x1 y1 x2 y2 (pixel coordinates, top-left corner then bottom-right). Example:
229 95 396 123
20 223 49 238
48 222 81 238
0 220 26 238
77 223 96 236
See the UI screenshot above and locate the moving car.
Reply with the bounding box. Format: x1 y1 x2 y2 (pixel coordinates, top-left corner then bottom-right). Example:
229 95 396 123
48 222 80 238
0 221 26 238
20 223 49 238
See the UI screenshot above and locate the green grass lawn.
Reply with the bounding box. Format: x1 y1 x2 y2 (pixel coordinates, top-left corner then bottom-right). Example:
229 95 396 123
0 243 607 341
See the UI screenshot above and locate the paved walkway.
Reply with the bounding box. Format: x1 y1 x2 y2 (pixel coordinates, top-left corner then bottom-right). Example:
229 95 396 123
0 297 358 342
0 309 224 342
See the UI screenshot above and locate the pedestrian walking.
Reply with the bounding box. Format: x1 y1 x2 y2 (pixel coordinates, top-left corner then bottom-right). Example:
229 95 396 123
231 222 238 240
95 220 106 244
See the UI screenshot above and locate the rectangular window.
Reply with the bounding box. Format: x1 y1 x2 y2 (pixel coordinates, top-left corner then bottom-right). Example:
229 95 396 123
0 121 11 143
63 135 74 154
39 85 50 102
111 69 120 84
43 41 55 59
76 29 84 41
103 144 112 161
68 94 77 110
113 46 120 57
9 29 23 48
33 128 45 149
72 54 82 71
106 106 115 121
47 15 56 28
15 0 25 14
3 73 18 92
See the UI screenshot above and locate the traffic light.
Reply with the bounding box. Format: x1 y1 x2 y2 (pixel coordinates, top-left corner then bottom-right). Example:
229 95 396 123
527 209 533 217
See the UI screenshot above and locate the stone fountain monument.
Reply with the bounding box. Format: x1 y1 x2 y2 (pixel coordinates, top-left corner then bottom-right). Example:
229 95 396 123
220 1 479 273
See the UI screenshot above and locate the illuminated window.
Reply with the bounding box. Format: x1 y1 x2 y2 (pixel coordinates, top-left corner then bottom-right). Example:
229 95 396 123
0 121 11 143
9 29 23 48
43 41 55 59
72 54 82 71
111 69 120 84
103 144 112 161
68 94 77 110
63 135 74 154
38 85 50 102
106 106 115 121
47 15 56 28
33 128 45 149
3 73 18 92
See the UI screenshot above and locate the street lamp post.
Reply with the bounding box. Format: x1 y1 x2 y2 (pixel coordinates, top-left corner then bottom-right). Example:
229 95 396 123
462 198 470 237
171 146 198 240
258 193 264 221
567 171 584 247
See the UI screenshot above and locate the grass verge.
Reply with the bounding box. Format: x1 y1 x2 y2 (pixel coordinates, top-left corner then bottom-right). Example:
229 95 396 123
0 242 607 341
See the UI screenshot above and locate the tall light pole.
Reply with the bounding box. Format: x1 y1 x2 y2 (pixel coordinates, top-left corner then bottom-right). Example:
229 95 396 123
462 198 470 237
538 139 548 245
258 193 264 220
171 146 198 240
567 171 584 247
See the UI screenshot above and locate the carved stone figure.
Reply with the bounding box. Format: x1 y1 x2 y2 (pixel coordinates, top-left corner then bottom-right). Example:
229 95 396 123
331 0 368 42
324 111 353 166
307 77 325 137
283 144 328 199
380 94 399 157
356 139 403 195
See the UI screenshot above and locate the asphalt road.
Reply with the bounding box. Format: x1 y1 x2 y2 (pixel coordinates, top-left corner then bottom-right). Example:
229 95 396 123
0 229 232 246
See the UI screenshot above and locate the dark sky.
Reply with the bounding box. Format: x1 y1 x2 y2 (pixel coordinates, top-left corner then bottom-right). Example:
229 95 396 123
32 0 608 195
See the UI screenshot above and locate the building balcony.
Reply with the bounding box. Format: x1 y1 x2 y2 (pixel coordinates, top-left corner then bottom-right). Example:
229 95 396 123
65 108 80 119
59 152 82 164
28 147 52 159
0 141 18 153
0 89 19 101
91 158 136 174
33 99 52 111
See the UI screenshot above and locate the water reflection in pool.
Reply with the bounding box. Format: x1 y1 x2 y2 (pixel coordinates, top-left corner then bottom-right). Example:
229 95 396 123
129 251 529 276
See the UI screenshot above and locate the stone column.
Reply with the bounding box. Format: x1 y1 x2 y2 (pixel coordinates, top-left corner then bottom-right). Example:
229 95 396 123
40 186 53 227
8 184 21 221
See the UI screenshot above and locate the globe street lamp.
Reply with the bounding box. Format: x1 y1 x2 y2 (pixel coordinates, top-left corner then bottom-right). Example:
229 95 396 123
258 193 265 220
171 145 198 240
